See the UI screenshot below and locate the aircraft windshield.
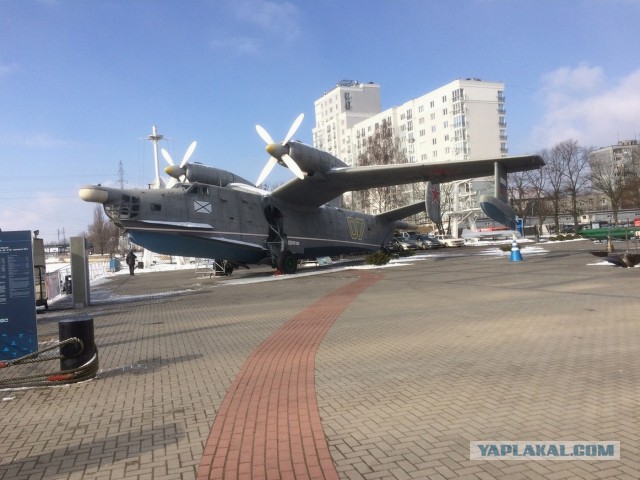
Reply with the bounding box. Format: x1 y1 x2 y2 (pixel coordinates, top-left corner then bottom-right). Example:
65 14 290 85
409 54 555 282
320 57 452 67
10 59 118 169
104 194 140 220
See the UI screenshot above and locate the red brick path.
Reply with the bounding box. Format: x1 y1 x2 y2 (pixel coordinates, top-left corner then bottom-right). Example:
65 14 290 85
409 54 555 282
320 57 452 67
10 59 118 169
197 272 382 480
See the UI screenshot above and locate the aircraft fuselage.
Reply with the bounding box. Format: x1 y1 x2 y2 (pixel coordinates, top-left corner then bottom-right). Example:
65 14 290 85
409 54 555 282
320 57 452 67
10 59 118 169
81 183 396 266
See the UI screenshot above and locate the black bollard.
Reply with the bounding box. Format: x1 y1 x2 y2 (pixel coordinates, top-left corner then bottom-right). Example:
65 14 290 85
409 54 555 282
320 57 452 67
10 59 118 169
58 317 96 371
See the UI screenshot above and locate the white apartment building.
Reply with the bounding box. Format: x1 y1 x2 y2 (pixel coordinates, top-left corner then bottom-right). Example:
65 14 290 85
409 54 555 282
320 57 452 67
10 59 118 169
589 139 639 171
313 79 508 227
312 80 381 159
313 78 507 167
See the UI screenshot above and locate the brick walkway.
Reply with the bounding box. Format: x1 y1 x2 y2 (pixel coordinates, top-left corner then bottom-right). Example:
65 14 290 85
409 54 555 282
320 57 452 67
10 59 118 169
197 272 382 480
1 241 639 479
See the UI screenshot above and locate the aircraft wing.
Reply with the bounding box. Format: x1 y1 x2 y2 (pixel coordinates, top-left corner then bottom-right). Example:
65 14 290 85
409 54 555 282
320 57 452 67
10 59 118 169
270 155 544 208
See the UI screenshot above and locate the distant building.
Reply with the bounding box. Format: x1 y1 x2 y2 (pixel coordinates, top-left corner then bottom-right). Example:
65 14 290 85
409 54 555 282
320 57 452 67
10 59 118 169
589 139 639 172
312 80 381 160
44 244 69 256
312 79 507 225
312 78 506 167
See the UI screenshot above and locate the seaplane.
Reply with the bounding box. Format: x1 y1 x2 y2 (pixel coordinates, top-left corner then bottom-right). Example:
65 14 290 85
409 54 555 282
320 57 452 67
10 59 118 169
79 114 544 274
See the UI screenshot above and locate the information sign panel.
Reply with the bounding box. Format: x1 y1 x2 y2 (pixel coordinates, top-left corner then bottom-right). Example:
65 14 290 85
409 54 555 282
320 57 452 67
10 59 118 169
0 231 38 360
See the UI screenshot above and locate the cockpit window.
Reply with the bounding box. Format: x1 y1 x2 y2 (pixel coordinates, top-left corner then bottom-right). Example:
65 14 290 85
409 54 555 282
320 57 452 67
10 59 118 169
185 185 210 196
105 194 140 220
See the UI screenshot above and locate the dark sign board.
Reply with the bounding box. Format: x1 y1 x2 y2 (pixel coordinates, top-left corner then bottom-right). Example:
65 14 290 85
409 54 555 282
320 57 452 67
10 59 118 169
0 231 38 360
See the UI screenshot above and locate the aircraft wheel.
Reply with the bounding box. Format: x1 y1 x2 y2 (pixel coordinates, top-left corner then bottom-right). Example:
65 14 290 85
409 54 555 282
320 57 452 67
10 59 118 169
277 250 298 274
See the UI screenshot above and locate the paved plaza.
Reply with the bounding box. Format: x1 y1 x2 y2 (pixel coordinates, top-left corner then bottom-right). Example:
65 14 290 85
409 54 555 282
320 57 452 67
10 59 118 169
1 240 639 479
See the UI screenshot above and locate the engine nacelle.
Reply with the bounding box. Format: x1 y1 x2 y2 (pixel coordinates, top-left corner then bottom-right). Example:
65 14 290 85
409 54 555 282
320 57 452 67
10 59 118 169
479 195 517 230
184 163 252 187
288 142 348 175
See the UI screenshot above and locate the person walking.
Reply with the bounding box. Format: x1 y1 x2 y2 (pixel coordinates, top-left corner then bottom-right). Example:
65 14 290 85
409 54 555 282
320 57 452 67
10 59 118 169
125 250 137 275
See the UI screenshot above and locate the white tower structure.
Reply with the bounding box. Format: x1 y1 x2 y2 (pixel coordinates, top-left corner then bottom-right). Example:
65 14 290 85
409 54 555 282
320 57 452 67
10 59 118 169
147 125 165 189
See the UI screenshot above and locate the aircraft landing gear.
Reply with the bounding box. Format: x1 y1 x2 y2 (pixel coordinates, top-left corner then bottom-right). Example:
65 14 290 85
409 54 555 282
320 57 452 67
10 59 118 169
277 250 297 274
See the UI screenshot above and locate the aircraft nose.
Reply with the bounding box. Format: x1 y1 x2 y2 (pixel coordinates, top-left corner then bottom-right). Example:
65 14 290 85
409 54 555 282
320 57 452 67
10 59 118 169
79 186 109 203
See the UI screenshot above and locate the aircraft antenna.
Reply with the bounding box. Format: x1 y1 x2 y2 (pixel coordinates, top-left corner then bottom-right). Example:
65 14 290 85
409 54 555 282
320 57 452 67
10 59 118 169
147 125 164 189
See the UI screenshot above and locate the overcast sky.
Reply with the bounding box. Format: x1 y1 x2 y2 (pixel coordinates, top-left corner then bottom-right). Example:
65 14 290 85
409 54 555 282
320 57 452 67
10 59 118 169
1 0 639 242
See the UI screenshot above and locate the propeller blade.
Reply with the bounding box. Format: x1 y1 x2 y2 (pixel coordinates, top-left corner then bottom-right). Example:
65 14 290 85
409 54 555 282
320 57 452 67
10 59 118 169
282 113 304 145
180 141 197 167
255 124 275 145
255 157 278 186
161 148 175 166
255 114 305 184
282 154 304 180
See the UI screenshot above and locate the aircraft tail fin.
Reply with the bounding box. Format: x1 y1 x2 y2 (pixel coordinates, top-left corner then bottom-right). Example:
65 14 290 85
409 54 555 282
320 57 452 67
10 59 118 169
425 181 440 222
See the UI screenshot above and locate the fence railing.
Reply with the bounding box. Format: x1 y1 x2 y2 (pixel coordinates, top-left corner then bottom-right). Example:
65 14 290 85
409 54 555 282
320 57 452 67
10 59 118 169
43 261 111 301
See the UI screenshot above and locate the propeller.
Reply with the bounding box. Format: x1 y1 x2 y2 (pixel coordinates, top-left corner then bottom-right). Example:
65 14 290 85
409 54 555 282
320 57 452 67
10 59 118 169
162 140 197 185
255 113 305 186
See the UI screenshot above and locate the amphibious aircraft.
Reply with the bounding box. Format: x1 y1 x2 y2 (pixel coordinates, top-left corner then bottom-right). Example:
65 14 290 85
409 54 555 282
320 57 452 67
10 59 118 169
79 114 544 274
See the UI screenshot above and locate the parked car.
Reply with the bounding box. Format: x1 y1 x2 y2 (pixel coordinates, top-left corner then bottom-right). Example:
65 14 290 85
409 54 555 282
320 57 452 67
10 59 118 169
396 236 419 250
383 238 404 254
410 234 440 249
435 234 465 247
384 237 418 253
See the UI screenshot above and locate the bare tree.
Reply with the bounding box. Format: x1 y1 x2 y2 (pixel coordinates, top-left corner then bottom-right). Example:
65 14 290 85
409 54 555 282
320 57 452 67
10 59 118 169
352 119 407 214
589 152 628 224
508 170 534 220
540 147 565 233
560 140 590 229
87 205 120 255
525 166 550 236
438 182 456 234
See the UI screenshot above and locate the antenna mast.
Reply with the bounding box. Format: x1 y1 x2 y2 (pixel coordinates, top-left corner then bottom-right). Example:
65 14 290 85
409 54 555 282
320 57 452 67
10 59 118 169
147 125 164 188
